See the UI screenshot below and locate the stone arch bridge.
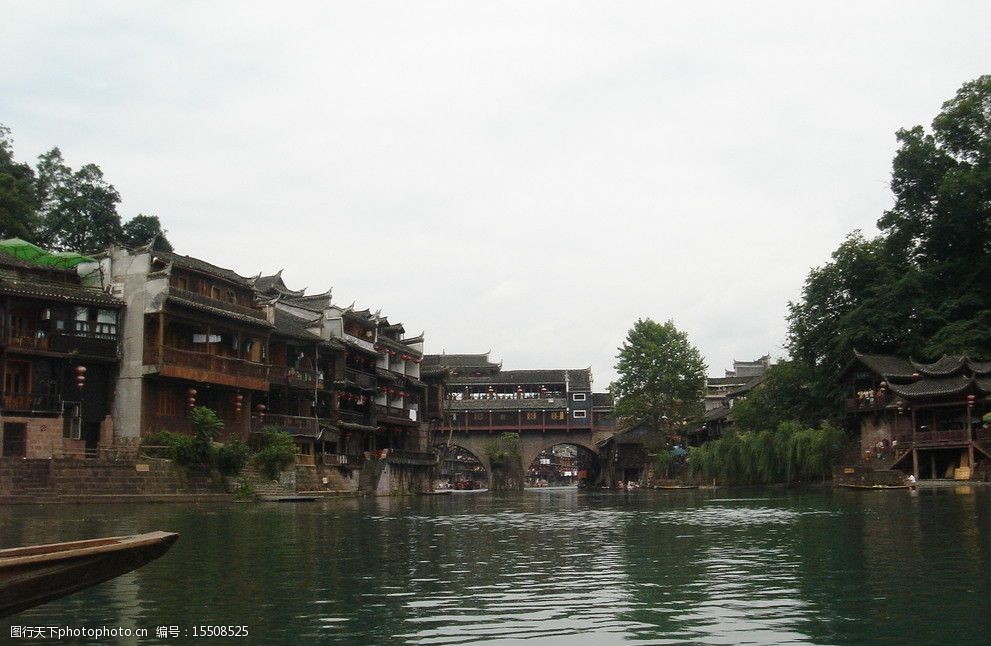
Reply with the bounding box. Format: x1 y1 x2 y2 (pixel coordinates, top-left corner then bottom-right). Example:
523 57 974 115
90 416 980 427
435 428 617 488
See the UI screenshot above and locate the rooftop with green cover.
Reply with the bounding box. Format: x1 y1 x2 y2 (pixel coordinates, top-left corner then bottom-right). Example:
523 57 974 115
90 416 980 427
0 238 96 269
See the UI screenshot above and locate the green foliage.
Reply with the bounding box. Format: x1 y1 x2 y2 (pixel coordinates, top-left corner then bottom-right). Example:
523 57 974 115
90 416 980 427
35 147 123 252
188 405 224 465
485 432 520 465
0 124 39 241
215 439 251 475
251 427 297 479
688 422 845 485
613 318 706 439
142 431 198 466
121 213 173 251
788 76 991 400
730 361 828 433
0 123 175 254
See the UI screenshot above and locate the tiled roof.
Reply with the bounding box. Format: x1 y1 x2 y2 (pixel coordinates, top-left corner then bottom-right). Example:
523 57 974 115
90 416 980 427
447 397 568 411
704 405 732 421
256 272 306 297
0 251 42 270
0 276 122 307
153 251 252 286
423 353 499 369
887 375 973 398
911 356 967 376
273 309 322 342
592 392 614 408
853 352 917 379
377 335 422 357
969 361 991 375
726 375 765 398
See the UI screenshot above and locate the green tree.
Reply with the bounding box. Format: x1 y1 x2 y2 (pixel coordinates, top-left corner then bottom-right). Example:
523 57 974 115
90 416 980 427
121 213 173 251
35 147 123 252
730 360 831 433
788 75 991 397
612 318 706 440
0 124 39 240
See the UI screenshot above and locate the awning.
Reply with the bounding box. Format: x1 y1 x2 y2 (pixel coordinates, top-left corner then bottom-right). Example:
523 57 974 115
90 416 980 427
0 238 96 268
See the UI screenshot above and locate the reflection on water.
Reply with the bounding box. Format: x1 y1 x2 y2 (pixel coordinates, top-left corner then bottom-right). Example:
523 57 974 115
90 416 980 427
2 488 990 644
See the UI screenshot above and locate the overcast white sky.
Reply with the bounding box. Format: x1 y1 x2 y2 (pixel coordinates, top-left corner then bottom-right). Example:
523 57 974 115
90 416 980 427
2 2 989 387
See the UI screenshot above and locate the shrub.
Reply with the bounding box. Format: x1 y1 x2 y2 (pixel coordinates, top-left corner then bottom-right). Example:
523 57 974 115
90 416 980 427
142 431 198 466
252 428 296 479
215 439 251 475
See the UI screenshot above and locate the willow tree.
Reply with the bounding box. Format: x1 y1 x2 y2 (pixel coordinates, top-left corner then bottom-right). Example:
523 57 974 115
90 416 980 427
612 318 706 441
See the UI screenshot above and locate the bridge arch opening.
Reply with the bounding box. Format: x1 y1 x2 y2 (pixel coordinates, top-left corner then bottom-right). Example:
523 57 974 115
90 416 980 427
526 443 601 488
435 444 488 490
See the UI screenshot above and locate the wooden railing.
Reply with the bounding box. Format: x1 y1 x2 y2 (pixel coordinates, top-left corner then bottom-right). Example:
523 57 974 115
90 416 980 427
845 396 887 411
914 429 969 446
341 368 376 389
1 392 63 414
338 409 372 425
144 344 269 381
169 287 268 320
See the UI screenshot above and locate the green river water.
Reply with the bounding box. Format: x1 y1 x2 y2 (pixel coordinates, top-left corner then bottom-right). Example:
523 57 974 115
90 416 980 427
2 487 990 644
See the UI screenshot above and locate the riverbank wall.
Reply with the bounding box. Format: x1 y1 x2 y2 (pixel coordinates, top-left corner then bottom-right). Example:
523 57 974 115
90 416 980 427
0 457 231 504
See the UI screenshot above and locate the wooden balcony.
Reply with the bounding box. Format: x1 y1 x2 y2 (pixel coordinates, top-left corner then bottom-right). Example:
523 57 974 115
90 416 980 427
49 327 119 359
913 429 969 447
169 287 268 321
270 366 320 390
845 396 888 412
144 344 269 391
338 408 373 425
1 391 63 416
376 404 419 426
341 368 377 390
322 453 365 467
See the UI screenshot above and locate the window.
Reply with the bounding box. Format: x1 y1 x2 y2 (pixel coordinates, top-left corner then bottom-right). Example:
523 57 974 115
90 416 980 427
157 387 180 417
573 410 588 419
550 411 566 420
63 403 82 439
525 412 537 421
572 393 587 401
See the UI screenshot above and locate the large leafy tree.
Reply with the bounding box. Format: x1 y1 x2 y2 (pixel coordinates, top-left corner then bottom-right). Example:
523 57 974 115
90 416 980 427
35 147 123 252
121 213 173 251
788 75 991 400
613 318 706 439
0 124 39 240
730 361 827 434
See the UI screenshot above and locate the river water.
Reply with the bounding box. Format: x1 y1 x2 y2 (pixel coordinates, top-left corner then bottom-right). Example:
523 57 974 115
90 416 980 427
2 488 990 644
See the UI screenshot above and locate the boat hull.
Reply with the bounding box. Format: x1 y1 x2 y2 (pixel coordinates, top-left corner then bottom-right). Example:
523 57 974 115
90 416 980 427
0 531 179 618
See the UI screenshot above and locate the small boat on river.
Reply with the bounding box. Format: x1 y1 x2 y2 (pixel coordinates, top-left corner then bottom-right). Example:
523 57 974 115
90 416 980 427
0 531 179 618
835 483 910 490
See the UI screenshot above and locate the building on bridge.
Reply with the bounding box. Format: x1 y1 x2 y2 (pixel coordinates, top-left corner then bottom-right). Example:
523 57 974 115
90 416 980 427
423 352 615 485
841 352 991 481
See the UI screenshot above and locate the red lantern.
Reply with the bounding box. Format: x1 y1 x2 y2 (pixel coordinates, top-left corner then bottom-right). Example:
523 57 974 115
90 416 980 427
74 365 87 390
967 394 976 407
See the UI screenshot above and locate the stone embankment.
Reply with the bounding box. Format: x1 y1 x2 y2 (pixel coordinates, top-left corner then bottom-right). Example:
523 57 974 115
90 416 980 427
0 457 231 504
